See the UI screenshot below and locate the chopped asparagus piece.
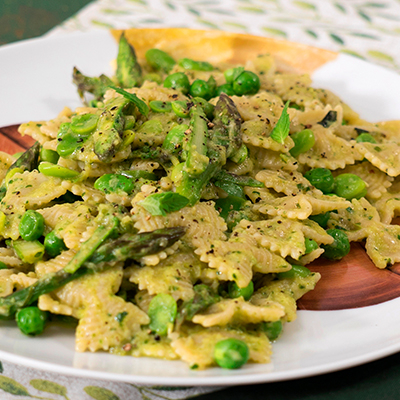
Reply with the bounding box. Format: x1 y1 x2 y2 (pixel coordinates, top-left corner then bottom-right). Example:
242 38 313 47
64 216 119 274
178 284 220 323
93 96 129 163
116 32 142 88
89 227 185 264
183 104 209 176
176 162 219 206
0 142 40 201
211 93 242 159
72 67 114 101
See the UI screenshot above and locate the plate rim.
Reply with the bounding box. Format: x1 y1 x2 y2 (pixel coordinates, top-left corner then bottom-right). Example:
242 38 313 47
1 29 400 386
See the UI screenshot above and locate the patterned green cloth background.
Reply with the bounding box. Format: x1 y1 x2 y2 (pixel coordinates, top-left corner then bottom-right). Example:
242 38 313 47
49 0 400 71
2 0 400 399
0 362 216 399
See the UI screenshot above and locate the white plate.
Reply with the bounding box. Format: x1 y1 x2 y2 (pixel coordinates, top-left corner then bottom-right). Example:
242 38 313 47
1 31 400 386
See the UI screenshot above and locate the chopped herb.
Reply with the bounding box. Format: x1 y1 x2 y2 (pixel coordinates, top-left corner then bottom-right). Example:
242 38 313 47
139 192 189 216
115 311 128 325
270 101 291 144
109 85 149 116
317 110 337 128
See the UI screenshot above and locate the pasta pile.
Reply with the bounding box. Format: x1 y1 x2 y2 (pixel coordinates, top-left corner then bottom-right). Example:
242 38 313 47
0 32 399 370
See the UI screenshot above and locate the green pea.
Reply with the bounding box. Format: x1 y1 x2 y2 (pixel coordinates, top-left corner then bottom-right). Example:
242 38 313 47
216 84 235 96
262 320 283 341
214 338 249 369
40 148 59 164
356 133 376 143
228 281 254 301
19 210 45 241
57 133 81 157
39 162 80 179
192 97 215 120
70 113 99 135
278 264 311 280
44 231 68 258
0 261 7 270
56 122 89 157
171 100 189 117
304 168 335 194
289 129 315 158
232 71 260 96
16 306 48 336
189 79 213 100
309 212 330 229
149 100 172 113
178 58 214 71
224 67 244 84
57 122 71 139
145 48 176 72
94 173 135 194
322 229 350 260
137 119 163 135
162 124 189 154
333 173 367 200
148 293 177 336
304 238 319 254
163 72 190 94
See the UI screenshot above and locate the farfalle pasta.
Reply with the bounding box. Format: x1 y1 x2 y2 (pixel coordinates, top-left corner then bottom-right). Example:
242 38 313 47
0 28 398 370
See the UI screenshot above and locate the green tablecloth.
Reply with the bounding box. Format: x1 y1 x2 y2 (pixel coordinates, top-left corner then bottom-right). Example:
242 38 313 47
1 1 400 399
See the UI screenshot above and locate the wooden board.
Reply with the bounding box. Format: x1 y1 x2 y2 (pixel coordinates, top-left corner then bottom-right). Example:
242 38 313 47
0 124 35 153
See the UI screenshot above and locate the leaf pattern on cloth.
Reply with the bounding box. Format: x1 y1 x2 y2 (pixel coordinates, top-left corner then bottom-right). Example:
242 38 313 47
47 0 400 71
30 380 70 400
0 361 218 399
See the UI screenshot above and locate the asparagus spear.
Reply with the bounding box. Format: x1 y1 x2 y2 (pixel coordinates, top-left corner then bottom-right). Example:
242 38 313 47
9 142 40 172
0 142 40 201
0 267 90 319
63 216 119 274
89 227 185 264
176 284 219 327
72 67 114 102
176 96 242 205
210 93 242 159
93 96 129 163
116 33 142 88
0 227 185 319
176 162 219 206
184 104 209 176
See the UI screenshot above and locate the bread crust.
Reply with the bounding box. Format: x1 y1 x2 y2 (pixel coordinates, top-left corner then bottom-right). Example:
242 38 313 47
111 28 337 74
